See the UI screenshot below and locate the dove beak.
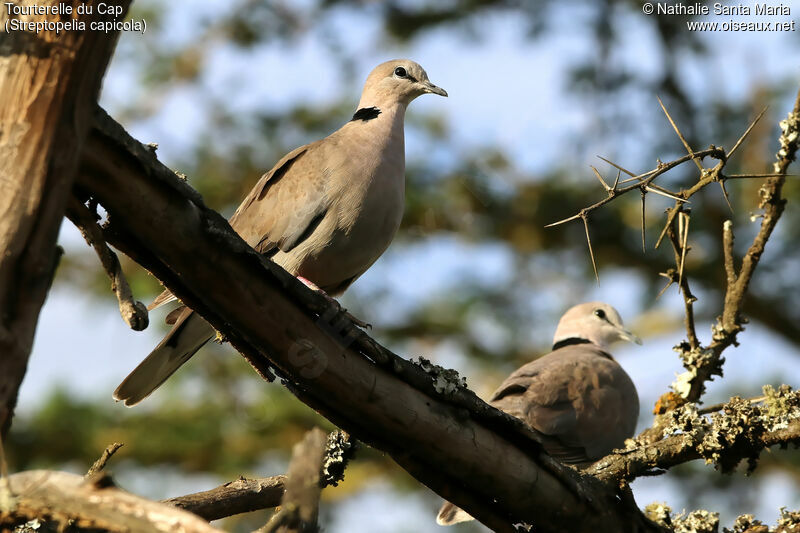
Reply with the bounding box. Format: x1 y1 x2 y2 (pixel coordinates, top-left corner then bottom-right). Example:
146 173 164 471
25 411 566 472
423 81 448 97
617 327 643 345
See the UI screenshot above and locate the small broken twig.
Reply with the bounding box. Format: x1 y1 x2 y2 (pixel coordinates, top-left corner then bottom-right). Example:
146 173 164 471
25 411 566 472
165 476 287 521
85 442 124 478
258 428 327 533
66 198 149 331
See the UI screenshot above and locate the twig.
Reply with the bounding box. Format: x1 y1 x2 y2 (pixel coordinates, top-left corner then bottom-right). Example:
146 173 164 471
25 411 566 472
164 476 287 521
590 392 800 484
640 188 646 253
728 107 768 160
257 428 327 533
725 172 797 178
697 395 766 415
582 215 599 284
85 442 123 478
597 155 638 179
655 271 674 300
545 148 723 228
591 166 612 193
644 185 685 202
162 432 354 522
718 180 734 213
722 221 736 288
683 88 800 403
677 210 690 288
66 198 149 331
658 95 704 171
655 205 681 250
664 211 699 349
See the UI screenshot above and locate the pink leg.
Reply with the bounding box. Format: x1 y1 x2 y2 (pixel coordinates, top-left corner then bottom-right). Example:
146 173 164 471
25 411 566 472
297 276 322 292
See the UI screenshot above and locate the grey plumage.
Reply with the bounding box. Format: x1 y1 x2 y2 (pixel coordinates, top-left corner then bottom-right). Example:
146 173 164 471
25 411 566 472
437 302 641 526
114 60 447 406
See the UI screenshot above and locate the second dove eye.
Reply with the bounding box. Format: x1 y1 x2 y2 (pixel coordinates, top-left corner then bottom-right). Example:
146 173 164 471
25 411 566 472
394 66 407 77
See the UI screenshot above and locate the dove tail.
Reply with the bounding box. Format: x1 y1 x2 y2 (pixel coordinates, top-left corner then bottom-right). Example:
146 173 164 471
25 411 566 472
113 309 215 406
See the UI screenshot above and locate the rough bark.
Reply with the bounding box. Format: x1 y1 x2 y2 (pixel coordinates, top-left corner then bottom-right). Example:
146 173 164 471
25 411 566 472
163 476 287 521
260 428 326 533
0 0 130 437
1 470 223 533
74 108 659 533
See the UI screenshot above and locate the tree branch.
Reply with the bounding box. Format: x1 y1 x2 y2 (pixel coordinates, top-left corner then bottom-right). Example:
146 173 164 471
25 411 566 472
0 470 223 533
163 431 355 522
73 106 657 533
0 0 131 438
164 475 287 522
682 88 800 403
547 90 800 412
589 386 800 484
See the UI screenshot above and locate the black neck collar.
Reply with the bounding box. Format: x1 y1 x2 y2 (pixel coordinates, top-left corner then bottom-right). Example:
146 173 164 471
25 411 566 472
351 106 381 122
551 337 592 350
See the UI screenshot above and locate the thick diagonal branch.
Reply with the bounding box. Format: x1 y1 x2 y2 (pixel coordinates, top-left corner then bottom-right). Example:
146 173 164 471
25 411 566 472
74 107 658 533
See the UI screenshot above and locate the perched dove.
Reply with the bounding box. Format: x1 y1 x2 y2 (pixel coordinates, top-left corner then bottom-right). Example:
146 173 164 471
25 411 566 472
437 302 641 526
114 59 447 406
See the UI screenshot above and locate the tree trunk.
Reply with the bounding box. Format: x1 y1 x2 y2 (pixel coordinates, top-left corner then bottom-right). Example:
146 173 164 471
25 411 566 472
0 0 130 436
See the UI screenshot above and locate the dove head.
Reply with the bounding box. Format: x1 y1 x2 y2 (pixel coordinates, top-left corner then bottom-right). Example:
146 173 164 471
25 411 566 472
358 59 447 109
552 302 642 350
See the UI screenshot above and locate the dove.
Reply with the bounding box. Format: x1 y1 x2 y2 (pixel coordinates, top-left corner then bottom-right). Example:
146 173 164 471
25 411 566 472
437 302 641 526
114 59 447 406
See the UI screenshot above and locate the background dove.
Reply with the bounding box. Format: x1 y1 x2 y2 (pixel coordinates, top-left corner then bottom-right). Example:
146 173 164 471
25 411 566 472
114 59 447 406
437 301 641 526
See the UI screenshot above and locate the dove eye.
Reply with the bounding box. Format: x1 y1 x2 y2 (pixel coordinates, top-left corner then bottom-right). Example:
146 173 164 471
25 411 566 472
394 66 407 78
594 309 607 320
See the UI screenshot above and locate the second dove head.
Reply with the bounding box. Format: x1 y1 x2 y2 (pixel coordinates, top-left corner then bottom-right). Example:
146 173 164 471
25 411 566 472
553 301 642 350
359 59 448 108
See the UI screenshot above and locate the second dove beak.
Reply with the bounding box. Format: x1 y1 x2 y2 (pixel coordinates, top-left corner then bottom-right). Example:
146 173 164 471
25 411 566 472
617 328 643 345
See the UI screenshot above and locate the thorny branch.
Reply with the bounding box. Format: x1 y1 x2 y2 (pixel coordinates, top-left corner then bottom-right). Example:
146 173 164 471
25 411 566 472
548 88 800 410
548 88 800 525
676 88 800 404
